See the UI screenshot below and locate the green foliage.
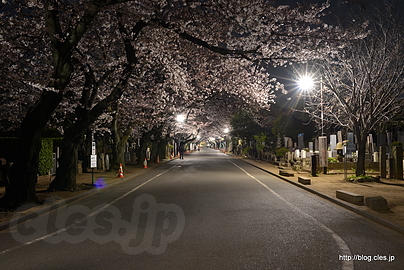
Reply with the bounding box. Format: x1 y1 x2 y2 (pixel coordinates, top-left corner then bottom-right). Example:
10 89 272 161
242 147 252 156
391 141 403 147
328 157 338 163
168 144 174 152
272 111 316 142
38 139 54 176
271 113 287 137
254 133 267 151
275 147 289 158
346 174 374 181
230 111 264 141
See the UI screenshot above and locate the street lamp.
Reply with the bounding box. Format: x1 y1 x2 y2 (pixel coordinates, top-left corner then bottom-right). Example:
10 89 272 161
176 114 185 123
298 76 314 91
298 75 324 136
223 128 230 152
298 75 327 175
173 114 185 157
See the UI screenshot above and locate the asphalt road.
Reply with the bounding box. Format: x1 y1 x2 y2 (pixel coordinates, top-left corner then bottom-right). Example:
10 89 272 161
0 148 403 269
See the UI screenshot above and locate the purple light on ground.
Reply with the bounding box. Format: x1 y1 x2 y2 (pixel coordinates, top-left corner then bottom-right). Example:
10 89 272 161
95 178 107 189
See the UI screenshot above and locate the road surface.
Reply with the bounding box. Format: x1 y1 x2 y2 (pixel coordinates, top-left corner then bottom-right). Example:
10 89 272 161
0 148 403 269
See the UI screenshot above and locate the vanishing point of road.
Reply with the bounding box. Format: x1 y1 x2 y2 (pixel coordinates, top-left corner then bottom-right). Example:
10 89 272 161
0 148 403 269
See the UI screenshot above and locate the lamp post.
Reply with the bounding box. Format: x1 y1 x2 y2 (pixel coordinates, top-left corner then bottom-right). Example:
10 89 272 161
298 75 327 175
172 115 185 157
320 77 324 136
223 128 229 153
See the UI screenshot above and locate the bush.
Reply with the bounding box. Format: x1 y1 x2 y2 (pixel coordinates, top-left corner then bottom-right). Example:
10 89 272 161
328 157 338 163
0 137 55 175
38 138 54 176
242 147 252 156
275 147 289 158
391 141 403 147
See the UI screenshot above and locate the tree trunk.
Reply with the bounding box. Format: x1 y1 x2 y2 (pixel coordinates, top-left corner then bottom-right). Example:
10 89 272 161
112 143 126 171
110 110 130 171
81 129 93 173
47 122 89 191
150 129 163 162
0 91 63 208
356 133 367 177
111 137 127 172
49 139 80 191
156 137 168 161
48 110 93 191
137 132 151 165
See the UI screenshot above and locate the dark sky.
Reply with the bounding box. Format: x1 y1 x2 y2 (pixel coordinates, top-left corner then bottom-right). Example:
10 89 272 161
269 0 353 105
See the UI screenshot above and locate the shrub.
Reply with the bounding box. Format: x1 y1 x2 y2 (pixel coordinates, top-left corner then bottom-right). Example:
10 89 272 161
242 147 252 156
38 138 54 176
275 147 289 158
391 141 403 147
328 157 338 163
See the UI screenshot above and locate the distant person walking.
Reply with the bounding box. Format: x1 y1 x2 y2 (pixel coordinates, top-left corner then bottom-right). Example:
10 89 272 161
179 145 185 159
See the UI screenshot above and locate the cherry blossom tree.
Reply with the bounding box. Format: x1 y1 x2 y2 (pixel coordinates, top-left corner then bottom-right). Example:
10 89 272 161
1 0 355 207
300 2 404 176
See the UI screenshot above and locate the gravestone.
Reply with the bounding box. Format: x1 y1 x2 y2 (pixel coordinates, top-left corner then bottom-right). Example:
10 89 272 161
308 142 314 153
378 133 388 147
337 131 343 143
367 134 375 155
287 137 293 148
330 135 337 158
387 132 393 148
285 137 293 149
314 138 319 153
295 149 300 159
346 132 356 157
298 133 305 149
286 151 292 162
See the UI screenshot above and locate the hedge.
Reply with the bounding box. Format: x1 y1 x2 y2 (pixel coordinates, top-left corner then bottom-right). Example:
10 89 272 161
38 138 54 176
0 137 56 176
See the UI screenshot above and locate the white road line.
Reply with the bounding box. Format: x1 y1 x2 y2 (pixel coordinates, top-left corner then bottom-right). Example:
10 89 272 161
230 160 354 270
0 164 177 256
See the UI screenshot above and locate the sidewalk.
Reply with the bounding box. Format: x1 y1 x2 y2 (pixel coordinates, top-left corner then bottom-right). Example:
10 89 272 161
235 155 404 234
0 159 171 229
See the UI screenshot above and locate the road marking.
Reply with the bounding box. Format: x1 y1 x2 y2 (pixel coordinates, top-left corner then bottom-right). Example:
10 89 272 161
0 164 177 256
230 160 354 270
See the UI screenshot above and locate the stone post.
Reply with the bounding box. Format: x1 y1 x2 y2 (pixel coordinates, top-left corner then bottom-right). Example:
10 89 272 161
387 157 394 179
379 146 386 178
311 154 318 177
392 145 403 180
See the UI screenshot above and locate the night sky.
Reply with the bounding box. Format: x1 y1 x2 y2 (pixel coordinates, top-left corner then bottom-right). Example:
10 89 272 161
270 0 353 106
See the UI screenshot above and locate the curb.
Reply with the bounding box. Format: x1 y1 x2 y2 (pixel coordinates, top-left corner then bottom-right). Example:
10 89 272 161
241 158 404 235
0 159 175 232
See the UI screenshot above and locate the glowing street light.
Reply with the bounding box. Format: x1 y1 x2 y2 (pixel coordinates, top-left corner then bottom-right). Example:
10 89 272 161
297 74 327 174
173 114 185 157
297 75 324 136
176 114 185 123
298 75 314 91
